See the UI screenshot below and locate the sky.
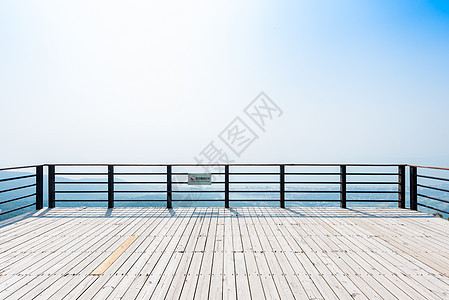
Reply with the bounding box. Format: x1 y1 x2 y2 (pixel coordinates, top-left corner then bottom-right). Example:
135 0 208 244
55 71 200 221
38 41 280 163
1 0 448 167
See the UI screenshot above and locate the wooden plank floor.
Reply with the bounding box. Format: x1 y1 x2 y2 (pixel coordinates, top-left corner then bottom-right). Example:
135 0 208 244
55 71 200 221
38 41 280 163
0 207 449 299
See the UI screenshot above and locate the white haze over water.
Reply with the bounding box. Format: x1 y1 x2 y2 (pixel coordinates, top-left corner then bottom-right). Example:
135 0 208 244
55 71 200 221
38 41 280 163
1 1 449 167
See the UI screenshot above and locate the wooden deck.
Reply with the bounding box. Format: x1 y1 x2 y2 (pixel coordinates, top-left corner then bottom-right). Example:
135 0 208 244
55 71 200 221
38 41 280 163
0 207 449 299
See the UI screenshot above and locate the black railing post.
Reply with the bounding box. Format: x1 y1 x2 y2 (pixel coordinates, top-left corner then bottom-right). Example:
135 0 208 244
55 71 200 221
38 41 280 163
167 165 172 209
398 165 406 208
108 165 114 209
340 165 347 209
280 165 285 208
48 165 55 208
410 166 418 210
225 165 230 208
36 165 44 210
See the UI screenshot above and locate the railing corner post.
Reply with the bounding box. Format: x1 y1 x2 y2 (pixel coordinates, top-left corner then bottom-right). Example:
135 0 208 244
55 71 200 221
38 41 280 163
225 165 230 208
167 165 172 209
36 165 44 210
108 165 114 209
398 165 406 209
410 166 418 210
340 165 347 209
280 165 285 208
48 164 55 208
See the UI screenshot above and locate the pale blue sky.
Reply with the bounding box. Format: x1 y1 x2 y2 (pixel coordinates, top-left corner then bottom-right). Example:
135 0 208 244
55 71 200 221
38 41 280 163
1 0 448 166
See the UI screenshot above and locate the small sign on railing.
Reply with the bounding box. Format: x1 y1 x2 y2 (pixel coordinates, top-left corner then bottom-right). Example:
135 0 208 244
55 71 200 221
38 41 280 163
188 173 211 185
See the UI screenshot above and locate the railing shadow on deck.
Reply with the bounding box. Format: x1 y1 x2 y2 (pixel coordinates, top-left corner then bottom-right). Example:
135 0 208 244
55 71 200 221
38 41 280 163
13 207 438 220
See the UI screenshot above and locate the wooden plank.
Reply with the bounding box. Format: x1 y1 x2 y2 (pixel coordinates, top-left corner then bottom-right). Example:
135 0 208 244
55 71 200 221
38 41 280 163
40 208 161 300
237 208 266 299
0 208 115 298
243 208 280 299
32 212 158 299
222 210 237 300
91 235 138 275
248 208 296 299
1 207 449 299
208 208 225 300
280 207 387 299
133 208 199 299
269 208 357 300
307 207 449 299
5 209 143 298
178 208 213 299
304 207 421 300
194 208 218 299
163 209 206 300
101 208 183 300
257 207 338 299
151 208 207 300
294 207 449 299
356 214 449 274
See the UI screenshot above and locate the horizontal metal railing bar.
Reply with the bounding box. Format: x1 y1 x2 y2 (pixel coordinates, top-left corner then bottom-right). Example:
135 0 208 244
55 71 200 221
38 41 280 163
55 191 108 193
346 182 400 185
346 191 399 194
50 199 401 202
49 199 400 202
417 193 449 204
284 190 340 193
48 163 406 167
54 200 108 202
409 164 449 171
49 169 407 176
172 182 224 184
218 190 279 193
346 200 399 202
228 199 281 201
0 203 36 216
284 200 397 202
114 199 223 202
170 199 226 202
55 173 108 176
231 181 280 184
0 165 42 171
115 191 168 193
55 182 107 184
0 193 37 205
0 183 36 194
417 203 449 215
171 191 224 193
172 172 225 175
285 173 341 176
346 173 399 176
416 184 449 194
417 174 449 183
114 173 167 175
285 181 340 184
172 182 282 184
113 199 169 202
229 173 280 175
51 181 403 186
0 174 36 183
284 199 341 202
114 182 166 184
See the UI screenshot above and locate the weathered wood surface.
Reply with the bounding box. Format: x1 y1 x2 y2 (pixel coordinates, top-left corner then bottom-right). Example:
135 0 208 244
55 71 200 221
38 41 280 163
0 207 448 299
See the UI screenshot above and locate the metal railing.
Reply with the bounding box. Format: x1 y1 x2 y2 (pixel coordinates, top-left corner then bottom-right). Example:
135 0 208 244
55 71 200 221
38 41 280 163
0 165 43 219
409 165 449 216
46 163 406 209
1 163 448 218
